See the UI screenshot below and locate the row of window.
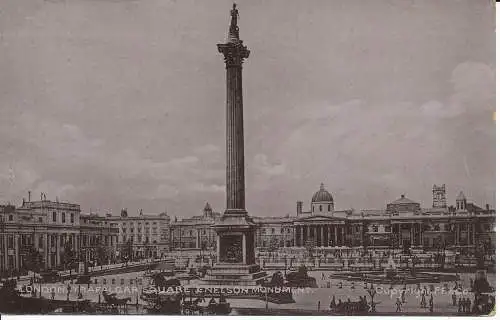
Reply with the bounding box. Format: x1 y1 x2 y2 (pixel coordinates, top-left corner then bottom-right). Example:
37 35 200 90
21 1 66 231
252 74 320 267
312 204 333 213
121 221 158 227
264 228 291 235
52 211 75 223
121 235 158 244
122 227 158 234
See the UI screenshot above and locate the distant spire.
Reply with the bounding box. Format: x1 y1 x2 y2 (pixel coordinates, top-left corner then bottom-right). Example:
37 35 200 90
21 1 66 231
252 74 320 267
320 183 325 191
228 3 240 43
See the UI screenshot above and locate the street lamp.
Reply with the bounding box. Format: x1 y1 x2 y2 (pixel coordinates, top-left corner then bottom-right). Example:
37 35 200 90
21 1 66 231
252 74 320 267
367 283 377 313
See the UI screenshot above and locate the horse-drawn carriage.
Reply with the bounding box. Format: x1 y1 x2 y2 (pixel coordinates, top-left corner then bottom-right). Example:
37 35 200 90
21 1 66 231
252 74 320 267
181 296 232 315
330 300 370 315
99 290 131 314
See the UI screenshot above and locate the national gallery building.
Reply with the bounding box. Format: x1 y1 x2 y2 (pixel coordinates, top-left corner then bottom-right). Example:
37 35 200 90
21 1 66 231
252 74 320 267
172 184 495 254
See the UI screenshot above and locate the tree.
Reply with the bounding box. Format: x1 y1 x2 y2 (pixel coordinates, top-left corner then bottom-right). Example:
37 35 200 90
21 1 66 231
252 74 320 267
305 238 315 259
62 242 75 269
269 236 280 253
24 246 44 273
96 246 107 265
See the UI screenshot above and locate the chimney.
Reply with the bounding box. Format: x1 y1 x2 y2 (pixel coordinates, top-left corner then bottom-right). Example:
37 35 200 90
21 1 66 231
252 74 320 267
28 191 31 202
296 201 303 216
486 204 490 212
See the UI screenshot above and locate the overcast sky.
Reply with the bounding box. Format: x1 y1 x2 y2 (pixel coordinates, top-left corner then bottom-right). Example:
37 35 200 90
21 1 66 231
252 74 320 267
0 0 495 218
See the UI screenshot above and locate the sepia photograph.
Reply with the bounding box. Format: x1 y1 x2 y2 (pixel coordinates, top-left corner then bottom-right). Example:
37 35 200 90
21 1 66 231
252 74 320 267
0 0 496 316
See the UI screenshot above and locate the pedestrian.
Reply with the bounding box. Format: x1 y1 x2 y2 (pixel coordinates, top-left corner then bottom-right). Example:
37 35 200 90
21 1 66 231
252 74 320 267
466 297 471 313
429 294 434 313
452 291 457 306
51 289 55 300
396 297 402 312
401 289 406 303
458 297 463 313
420 292 427 308
322 273 325 280
318 300 321 311
330 296 336 310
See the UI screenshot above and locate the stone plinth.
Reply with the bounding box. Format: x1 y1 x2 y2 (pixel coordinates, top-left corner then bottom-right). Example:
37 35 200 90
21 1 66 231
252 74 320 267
203 263 268 286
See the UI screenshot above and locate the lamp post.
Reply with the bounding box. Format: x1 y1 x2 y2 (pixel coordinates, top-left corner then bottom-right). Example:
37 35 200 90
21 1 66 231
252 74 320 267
367 283 377 313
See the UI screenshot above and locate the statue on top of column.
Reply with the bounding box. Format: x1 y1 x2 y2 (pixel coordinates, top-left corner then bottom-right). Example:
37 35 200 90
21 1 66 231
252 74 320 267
228 3 240 42
231 3 239 27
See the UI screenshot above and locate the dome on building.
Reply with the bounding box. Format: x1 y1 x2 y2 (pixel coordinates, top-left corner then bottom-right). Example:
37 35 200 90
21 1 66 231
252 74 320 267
457 191 466 200
390 194 418 205
312 183 333 203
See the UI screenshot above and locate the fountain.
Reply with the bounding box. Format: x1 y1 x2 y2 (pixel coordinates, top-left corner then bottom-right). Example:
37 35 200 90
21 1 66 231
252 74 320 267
329 254 458 284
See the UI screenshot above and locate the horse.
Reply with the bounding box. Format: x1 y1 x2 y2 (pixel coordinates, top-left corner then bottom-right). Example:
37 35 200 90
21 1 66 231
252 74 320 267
182 298 204 315
102 291 132 313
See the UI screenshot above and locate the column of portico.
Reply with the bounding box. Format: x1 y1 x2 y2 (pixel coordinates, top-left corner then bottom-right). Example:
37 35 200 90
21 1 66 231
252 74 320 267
302 226 306 247
56 234 60 266
44 233 49 269
333 226 337 246
14 234 19 270
419 222 423 246
2 234 7 271
299 226 302 247
466 223 470 245
471 224 475 245
326 225 330 247
455 223 459 246
320 226 324 247
216 235 220 263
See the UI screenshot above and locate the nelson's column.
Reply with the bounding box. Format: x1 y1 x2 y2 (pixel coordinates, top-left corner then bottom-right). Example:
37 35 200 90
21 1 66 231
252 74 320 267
204 4 267 286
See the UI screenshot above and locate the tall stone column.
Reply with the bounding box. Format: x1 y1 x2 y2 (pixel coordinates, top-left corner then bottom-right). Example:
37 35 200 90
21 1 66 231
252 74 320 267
320 226 324 247
218 4 250 216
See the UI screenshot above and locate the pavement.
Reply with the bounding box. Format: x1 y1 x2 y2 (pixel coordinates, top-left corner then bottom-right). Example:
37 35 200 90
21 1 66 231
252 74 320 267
17 269 494 315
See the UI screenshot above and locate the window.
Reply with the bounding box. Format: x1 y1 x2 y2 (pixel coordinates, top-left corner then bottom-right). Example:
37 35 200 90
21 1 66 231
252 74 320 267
319 205 323 212
39 217 43 223
62 213 66 223
52 212 57 222
287 229 291 234
312 207 315 213
112 279 116 285
384 226 391 233
103 279 107 285
355 226 360 233
70 213 74 223
271 228 275 234
153 222 157 225
372 225 378 232
280 228 283 234
121 279 125 285
328 205 331 211
8 215 13 221
262 241 267 247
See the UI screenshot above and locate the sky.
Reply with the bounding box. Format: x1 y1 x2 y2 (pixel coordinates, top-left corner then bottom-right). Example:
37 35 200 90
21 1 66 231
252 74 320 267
0 0 495 218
